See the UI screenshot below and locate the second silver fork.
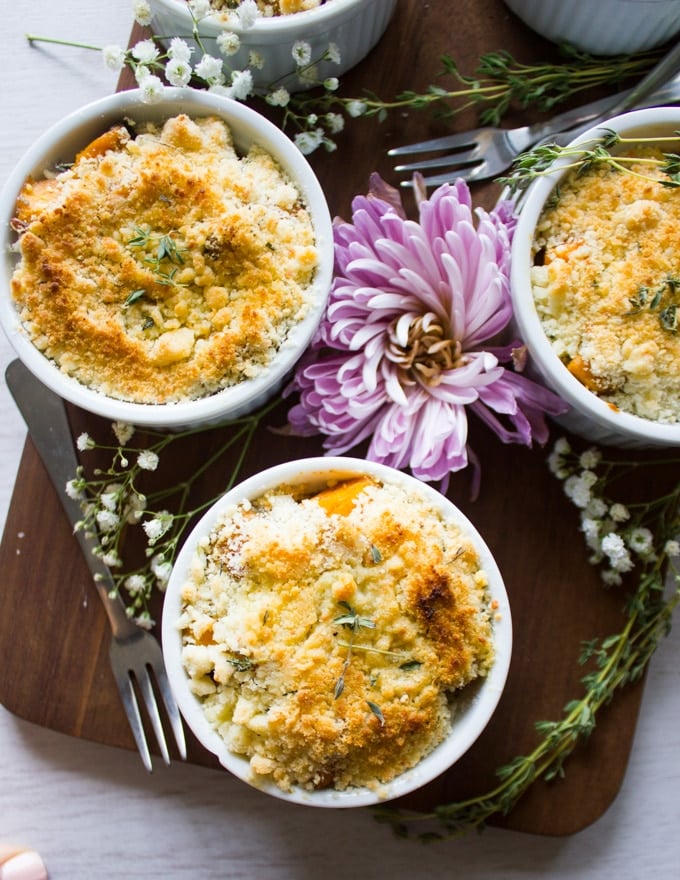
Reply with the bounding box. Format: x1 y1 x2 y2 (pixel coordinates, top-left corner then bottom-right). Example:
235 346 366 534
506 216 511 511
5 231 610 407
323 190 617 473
390 41 680 187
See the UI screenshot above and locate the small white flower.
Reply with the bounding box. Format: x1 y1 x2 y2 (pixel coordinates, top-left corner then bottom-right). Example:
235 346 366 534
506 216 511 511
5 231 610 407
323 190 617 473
102 45 127 72
125 493 146 524
77 432 95 451
266 86 290 107
216 31 241 56
195 54 225 85
554 437 572 455
601 568 623 587
547 448 570 479
96 509 120 533
563 474 592 509
664 539 680 557
323 77 339 92
294 128 324 155
189 0 212 20
143 512 171 543
133 0 152 27
601 532 634 573
236 0 260 29
325 112 344 134
248 50 265 70
134 611 155 630
135 64 151 83
137 449 159 471
131 39 159 65
166 58 193 88
627 527 654 557
292 40 312 67
168 37 193 63
306 113 318 126
326 42 341 64
102 551 122 568
65 479 85 501
151 553 172 588
112 421 135 445
124 574 146 595
580 470 598 488
346 100 367 118
100 492 119 512
585 497 608 518
609 503 630 523
579 447 601 470
580 517 602 552
229 68 254 100
139 74 165 103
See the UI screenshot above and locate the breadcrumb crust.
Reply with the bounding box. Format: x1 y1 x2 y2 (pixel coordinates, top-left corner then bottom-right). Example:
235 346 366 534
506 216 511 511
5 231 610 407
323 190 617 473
178 478 495 793
10 114 318 404
531 146 680 423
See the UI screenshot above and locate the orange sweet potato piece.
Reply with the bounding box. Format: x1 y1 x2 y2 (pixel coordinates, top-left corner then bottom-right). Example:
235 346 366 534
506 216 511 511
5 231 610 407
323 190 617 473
567 354 606 392
14 178 62 222
75 125 129 163
314 476 376 516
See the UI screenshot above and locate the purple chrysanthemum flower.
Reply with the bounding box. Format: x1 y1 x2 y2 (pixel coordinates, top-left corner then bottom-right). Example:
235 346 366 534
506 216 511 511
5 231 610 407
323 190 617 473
286 173 566 492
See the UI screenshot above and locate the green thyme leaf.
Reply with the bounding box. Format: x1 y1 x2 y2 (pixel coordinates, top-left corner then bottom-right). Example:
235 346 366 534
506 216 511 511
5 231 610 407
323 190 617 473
124 289 146 308
366 701 385 726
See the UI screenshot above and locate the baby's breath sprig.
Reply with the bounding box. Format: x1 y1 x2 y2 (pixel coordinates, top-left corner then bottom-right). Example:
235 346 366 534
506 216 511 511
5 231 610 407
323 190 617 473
374 437 680 840
67 395 281 629
26 1 665 155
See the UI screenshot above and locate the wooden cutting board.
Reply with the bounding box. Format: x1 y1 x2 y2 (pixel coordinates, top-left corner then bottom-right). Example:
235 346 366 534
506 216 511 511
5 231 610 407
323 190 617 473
0 0 672 835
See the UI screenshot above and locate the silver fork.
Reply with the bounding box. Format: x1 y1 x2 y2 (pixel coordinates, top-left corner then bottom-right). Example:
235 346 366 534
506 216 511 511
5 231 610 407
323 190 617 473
390 40 680 187
5 359 187 771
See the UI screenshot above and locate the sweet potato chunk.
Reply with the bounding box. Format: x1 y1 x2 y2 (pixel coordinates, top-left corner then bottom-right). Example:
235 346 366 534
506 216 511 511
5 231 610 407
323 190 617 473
75 125 129 162
314 476 376 516
567 354 606 392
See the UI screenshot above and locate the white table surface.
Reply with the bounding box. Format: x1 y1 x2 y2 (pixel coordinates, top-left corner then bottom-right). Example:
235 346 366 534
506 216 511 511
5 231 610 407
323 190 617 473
1 3 679 878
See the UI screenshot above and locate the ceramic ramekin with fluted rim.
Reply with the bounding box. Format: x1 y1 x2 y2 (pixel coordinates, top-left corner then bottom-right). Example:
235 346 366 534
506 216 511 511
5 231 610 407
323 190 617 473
510 106 680 448
161 456 512 808
148 0 398 91
503 0 680 55
0 87 334 430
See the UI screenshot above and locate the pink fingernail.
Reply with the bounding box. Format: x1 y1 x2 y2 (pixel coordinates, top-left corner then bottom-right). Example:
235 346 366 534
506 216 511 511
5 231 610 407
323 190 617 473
0 851 48 880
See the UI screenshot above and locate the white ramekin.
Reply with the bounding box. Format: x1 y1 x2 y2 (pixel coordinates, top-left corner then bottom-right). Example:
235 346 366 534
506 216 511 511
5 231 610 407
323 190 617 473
503 0 680 55
0 88 333 430
148 0 398 91
510 106 680 448
161 456 512 808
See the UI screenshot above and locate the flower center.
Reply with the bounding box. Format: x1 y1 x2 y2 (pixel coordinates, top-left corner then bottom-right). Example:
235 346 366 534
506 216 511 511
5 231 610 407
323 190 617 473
385 312 463 386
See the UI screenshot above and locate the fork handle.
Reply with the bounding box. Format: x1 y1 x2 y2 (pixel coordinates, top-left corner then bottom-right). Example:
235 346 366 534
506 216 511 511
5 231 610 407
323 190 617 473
6 360 140 640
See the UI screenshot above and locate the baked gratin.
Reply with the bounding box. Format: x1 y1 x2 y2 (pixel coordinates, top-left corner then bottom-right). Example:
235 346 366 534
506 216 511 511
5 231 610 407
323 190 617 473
10 113 318 404
177 475 495 794
531 145 680 423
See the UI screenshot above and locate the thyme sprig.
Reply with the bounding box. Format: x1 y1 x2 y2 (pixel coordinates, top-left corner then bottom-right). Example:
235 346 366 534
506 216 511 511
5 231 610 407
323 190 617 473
374 440 680 840
626 275 680 332
500 131 680 192
127 227 186 288
333 600 376 700
26 12 666 154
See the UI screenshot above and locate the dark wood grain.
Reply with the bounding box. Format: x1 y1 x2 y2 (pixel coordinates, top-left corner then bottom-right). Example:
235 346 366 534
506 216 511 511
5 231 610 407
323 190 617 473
0 0 670 836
